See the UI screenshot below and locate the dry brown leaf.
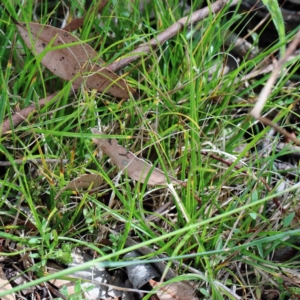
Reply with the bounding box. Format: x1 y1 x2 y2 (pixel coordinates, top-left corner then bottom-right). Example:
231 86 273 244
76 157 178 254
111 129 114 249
149 279 199 300
91 129 183 186
55 174 102 200
50 278 76 295
15 22 133 98
63 0 108 32
0 264 15 300
62 17 86 32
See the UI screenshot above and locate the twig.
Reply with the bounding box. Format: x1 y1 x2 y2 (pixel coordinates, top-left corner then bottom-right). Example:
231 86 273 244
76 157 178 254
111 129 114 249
251 29 300 119
201 151 286 213
225 30 259 60
107 0 240 72
241 49 300 82
1 0 239 134
258 116 300 147
0 159 68 166
1 92 58 135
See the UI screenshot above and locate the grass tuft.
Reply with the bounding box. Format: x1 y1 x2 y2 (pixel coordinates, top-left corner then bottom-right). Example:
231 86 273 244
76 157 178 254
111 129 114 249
1 0 300 298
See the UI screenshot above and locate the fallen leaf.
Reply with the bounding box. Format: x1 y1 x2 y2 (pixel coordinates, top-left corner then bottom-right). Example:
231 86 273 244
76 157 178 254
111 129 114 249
91 129 183 186
15 22 133 98
55 174 102 200
69 248 112 299
149 279 199 300
62 0 108 32
0 264 15 300
49 278 76 295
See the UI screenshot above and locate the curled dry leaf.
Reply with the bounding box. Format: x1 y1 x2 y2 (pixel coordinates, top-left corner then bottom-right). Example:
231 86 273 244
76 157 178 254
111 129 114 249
55 174 102 200
0 264 15 300
124 251 160 289
15 22 134 98
149 279 199 300
91 129 183 186
62 0 108 32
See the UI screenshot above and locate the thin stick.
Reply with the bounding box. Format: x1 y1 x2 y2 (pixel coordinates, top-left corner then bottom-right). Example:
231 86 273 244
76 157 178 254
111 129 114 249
201 151 285 212
1 92 58 135
251 29 300 119
1 1 239 134
107 0 240 72
0 159 68 166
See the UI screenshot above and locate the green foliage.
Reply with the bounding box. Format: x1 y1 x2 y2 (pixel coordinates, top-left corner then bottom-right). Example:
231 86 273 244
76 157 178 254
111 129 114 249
1 0 300 298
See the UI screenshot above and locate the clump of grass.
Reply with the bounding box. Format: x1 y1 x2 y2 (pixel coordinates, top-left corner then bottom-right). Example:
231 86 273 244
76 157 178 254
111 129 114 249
1 0 300 298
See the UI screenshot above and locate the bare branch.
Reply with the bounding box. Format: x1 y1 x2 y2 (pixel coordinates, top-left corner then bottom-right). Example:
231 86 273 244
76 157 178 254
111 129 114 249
1 92 58 135
107 0 240 72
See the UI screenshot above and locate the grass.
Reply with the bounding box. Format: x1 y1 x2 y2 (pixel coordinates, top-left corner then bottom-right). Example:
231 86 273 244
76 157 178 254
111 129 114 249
1 0 300 299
